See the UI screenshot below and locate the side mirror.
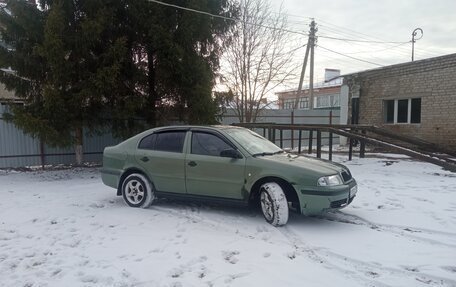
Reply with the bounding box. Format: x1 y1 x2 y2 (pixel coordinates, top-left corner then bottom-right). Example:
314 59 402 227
220 149 242 159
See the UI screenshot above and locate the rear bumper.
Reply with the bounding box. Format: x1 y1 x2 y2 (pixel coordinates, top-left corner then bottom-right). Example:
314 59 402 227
294 180 357 215
100 168 121 189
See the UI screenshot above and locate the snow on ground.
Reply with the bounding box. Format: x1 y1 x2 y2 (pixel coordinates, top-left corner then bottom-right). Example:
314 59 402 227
0 155 456 287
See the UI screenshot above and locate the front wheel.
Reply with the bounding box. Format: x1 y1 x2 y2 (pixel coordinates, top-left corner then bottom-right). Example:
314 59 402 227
260 182 289 226
121 173 155 208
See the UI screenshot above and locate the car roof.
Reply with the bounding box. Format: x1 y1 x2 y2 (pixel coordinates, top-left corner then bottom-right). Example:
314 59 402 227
152 125 244 132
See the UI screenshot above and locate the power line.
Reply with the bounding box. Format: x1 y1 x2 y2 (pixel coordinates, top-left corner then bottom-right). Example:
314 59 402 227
147 0 440 70
148 0 409 46
318 34 409 44
343 42 411 55
318 21 441 58
318 45 383 67
147 0 308 37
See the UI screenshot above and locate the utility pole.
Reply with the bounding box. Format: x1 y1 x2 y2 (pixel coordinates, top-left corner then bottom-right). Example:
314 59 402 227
309 20 317 109
293 20 317 110
411 28 423 61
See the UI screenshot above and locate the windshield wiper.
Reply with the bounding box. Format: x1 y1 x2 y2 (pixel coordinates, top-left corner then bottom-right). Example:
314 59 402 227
252 150 284 157
252 152 275 157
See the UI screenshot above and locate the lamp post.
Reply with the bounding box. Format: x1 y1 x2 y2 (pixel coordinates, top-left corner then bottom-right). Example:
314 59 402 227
411 28 423 61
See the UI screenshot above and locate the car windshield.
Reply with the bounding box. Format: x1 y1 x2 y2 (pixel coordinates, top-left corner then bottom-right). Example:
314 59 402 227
224 128 283 156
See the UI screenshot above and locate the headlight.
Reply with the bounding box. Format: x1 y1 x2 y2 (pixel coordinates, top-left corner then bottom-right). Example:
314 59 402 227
317 174 343 186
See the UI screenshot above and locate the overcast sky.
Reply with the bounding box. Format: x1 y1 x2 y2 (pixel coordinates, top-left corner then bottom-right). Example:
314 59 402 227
271 0 456 88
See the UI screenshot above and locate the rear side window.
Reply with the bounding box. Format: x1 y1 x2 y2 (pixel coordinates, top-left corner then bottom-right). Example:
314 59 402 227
139 131 186 153
138 134 157 150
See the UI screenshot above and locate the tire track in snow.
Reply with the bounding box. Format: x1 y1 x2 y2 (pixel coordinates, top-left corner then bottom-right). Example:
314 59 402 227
317 211 456 249
279 227 393 287
280 226 456 287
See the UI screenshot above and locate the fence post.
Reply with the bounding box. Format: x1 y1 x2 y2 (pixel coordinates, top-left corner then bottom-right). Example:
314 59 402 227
279 129 283 148
348 138 353 161
291 110 294 149
360 130 366 158
329 132 333 161
308 130 313 154
298 129 302 153
40 140 45 170
316 130 322 158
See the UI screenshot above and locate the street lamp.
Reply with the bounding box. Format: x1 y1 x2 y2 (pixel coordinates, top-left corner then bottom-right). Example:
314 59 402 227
411 28 423 61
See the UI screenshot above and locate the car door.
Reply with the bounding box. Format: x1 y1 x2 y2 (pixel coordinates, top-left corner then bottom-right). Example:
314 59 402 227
185 130 246 199
135 130 187 194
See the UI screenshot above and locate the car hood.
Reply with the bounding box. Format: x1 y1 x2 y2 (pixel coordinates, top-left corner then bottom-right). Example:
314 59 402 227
258 153 345 175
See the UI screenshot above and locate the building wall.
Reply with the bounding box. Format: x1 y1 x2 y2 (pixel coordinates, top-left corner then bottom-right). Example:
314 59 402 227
347 53 456 150
277 85 342 109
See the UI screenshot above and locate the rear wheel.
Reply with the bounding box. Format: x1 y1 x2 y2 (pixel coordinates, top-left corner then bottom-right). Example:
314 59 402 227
121 173 155 208
260 182 289 226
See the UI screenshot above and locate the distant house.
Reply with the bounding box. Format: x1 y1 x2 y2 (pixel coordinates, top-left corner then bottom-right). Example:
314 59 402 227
276 69 342 110
341 53 456 150
0 83 22 118
0 83 20 105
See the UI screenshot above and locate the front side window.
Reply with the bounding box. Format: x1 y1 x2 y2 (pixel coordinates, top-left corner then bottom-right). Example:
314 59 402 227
139 131 186 153
383 98 421 124
191 132 233 157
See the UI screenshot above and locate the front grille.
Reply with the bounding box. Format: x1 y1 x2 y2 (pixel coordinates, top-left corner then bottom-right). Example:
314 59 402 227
330 198 347 208
341 170 352 182
330 196 354 208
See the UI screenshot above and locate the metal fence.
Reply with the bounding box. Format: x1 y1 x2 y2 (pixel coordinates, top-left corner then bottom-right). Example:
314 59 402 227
0 105 340 168
0 104 121 168
221 108 340 149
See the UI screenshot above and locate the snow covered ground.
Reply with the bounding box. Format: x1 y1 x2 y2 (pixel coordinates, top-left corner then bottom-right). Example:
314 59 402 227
0 155 455 287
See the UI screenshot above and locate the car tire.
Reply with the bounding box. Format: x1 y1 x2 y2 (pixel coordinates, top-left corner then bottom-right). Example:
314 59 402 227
121 173 155 208
260 182 289 226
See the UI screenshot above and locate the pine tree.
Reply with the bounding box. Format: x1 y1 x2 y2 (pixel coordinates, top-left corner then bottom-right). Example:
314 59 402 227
0 0 237 165
127 0 237 125
0 0 136 164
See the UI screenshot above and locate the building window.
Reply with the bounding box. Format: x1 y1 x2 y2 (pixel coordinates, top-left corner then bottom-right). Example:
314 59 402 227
385 100 395 123
383 98 421 124
282 97 309 110
315 94 340 108
283 99 293 109
410 98 421 123
299 98 309 109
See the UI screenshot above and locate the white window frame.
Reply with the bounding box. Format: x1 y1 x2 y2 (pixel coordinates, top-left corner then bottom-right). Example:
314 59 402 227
282 97 309 110
384 98 420 124
315 94 340 109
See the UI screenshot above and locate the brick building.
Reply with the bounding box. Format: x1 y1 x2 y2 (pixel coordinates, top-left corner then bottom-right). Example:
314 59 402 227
341 53 456 150
276 69 342 110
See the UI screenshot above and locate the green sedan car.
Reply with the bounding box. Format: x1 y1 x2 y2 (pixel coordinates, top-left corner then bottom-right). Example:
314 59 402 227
101 125 357 226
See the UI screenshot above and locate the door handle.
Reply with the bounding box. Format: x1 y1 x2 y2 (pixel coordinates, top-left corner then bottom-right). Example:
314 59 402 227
140 156 149 162
188 161 197 167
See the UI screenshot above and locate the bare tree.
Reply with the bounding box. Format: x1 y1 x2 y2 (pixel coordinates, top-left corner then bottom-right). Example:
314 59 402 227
221 0 299 123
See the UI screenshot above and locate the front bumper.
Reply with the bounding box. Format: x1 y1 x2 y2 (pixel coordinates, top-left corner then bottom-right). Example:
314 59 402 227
294 179 357 215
